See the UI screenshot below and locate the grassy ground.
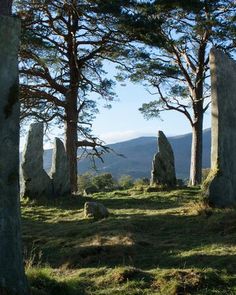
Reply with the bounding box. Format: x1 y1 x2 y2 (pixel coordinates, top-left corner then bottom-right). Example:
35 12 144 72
21 187 236 294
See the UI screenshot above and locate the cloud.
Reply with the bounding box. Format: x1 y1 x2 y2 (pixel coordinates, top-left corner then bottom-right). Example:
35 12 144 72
20 129 156 151
99 130 156 144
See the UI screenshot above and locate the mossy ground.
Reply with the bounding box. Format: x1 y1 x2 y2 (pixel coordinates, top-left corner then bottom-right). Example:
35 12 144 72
21 187 236 294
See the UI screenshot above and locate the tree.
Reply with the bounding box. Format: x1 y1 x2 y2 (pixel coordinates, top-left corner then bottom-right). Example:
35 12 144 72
92 173 115 192
78 172 116 194
118 0 236 185
118 175 133 189
0 2 29 294
16 0 131 192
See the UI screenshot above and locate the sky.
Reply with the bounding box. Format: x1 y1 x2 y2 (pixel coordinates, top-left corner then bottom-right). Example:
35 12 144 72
20 62 211 150
90 62 211 144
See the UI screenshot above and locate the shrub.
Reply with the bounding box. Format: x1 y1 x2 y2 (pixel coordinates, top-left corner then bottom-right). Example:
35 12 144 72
78 172 116 194
78 172 96 194
92 173 116 192
134 178 149 187
118 175 134 190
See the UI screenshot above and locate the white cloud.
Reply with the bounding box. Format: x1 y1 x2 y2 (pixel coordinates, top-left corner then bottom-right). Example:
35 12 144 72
99 130 157 144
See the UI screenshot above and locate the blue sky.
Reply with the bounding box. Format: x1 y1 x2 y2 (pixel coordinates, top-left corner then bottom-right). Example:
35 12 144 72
20 63 211 149
92 74 211 144
20 72 211 150
90 60 211 144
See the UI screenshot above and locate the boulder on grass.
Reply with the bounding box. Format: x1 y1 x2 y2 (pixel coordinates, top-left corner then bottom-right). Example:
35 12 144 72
84 202 109 219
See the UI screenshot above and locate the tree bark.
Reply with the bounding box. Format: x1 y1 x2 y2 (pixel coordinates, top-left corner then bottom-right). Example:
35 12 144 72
189 84 204 185
189 118 203 185
65 93 78 193
0 16 29 294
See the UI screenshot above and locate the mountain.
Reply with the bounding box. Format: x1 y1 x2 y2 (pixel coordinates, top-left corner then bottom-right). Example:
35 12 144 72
43 128 211 180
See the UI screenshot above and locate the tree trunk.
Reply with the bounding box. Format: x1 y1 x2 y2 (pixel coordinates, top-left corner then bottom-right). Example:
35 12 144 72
189 118 203 185
0 16 29 294
188 61 205 186
65 94 78 193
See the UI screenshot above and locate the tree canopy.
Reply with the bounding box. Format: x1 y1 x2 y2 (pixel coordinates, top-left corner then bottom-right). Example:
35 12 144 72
16 0 133 191
117 0 236 184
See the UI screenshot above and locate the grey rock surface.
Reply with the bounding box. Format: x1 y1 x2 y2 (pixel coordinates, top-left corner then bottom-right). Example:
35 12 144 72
21 123 53 199
84 201 109 219
206 48 236 207
150 130 176 187
0 16 29 294
50 137 71 196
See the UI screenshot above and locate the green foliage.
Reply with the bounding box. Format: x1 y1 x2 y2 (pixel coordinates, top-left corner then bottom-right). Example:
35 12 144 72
92 173 116 192
118 175 134 189
117 0 236 184
78 173 98 194
139 100 162 119
78 173 116 194
133 177 149 187
15 0 132 163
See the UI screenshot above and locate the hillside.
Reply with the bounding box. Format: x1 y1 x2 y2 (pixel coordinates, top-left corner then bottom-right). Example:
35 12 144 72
43 129 211 180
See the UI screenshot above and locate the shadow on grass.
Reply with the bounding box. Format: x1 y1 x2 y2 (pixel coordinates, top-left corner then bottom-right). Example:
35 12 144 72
22 208 236 274
28 268 89 295
23 188 200 214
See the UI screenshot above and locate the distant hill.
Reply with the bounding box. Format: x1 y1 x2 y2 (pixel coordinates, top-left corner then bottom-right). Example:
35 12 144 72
43 129 211 180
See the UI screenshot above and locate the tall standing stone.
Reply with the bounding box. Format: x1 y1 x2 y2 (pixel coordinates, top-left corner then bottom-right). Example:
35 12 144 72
205 49 236 207
50 137 71 197
0 16 29 294
150 131 176 187
21 123 53 199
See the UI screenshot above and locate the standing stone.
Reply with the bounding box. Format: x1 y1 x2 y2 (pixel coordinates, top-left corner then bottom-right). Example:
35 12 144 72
21 123 53 199
205 49 236 207
150 131 176 187
50 137 71 197
0 16 29 294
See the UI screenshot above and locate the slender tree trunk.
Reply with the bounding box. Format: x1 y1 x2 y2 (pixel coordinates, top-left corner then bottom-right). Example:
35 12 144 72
189 85 204 185
189 117 203 185
65 93 78 193
0 15 29 294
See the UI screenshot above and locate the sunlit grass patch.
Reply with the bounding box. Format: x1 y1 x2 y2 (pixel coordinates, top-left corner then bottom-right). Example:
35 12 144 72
21 187 236 294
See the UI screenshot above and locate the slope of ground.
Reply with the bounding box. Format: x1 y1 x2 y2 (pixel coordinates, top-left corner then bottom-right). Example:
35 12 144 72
22 188 236 294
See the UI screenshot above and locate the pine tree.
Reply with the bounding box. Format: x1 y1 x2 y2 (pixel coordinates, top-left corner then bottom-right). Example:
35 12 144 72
119 0 236 185
16 0 132 192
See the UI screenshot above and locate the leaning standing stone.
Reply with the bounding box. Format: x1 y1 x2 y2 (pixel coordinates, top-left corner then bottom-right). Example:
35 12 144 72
21 123 53 199
50 137 71 197
150 130 176 187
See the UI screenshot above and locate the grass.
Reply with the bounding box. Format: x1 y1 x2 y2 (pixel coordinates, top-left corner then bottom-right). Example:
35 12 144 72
21 187 236 294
